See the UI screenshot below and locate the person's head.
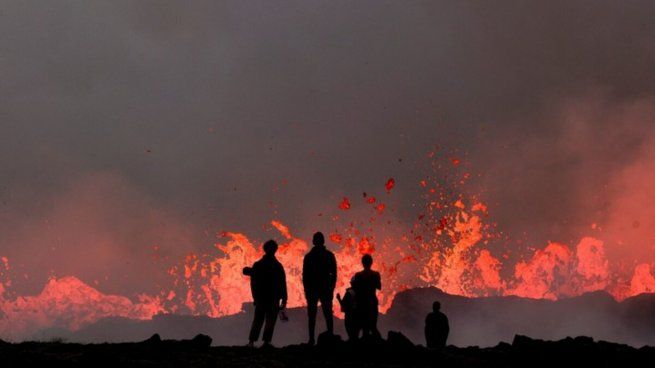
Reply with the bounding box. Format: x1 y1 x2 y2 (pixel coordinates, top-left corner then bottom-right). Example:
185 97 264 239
263 240 278 255
361 254 373 269
312 232 325 246
432 301 441 312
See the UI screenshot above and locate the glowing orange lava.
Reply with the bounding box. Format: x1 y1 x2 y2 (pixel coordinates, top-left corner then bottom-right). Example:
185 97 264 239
2 150 655 340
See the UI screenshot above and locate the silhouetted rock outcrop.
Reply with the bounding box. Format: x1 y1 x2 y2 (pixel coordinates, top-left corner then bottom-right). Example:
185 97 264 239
387 331 414 350
142 333 161 344
190 334 212 348
138 332 211 349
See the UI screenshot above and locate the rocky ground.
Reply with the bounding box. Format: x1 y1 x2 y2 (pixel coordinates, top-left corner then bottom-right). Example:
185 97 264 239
37 288 655 348
1 333 653 368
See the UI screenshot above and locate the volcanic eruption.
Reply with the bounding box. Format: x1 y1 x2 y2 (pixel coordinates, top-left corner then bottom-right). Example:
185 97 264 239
3 1 655 352
2 150 655 342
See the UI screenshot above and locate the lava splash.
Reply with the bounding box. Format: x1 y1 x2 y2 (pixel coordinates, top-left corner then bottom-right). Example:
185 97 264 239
2 151 655 340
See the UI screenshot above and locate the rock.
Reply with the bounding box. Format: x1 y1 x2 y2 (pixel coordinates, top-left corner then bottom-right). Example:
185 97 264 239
493 341 512 351
387 331 415 349
317 332 343 348
191 334 212 348
359 332 385 345
0 335 650 367
512 334 543 348
573 336 594 345
143 333 161 344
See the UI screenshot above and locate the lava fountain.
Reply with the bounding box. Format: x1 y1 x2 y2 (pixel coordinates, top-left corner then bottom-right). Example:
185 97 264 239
2 149 655 340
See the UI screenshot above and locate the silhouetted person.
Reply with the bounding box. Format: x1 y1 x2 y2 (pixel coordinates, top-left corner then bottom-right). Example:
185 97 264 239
351 254 381 339
245 240 287 347
336 278 359 341
425 301 449 349
303 231 337 345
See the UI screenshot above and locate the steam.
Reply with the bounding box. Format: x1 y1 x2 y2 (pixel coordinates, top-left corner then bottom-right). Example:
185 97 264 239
0 171 202 297
479 94 655 269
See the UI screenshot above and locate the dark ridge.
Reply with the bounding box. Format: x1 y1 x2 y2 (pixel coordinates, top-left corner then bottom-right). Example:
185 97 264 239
28 289 655 347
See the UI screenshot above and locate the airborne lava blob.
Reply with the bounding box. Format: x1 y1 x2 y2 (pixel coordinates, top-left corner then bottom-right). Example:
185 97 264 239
2 150 655 340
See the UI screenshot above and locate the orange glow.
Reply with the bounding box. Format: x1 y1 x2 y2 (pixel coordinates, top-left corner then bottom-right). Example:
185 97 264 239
1 153 655 340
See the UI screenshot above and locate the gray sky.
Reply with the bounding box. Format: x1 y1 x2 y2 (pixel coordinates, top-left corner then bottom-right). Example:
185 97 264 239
2 0 655 296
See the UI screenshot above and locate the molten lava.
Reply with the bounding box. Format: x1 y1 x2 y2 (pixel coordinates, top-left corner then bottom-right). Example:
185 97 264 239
2 150 655 340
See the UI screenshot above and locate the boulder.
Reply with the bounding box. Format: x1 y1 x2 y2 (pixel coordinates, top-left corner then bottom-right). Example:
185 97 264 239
191 334 213 348
387 331 415 350
142 333 161 344
317 332 343 348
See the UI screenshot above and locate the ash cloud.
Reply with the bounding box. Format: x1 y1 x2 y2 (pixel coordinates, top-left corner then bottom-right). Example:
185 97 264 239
2 0 655 296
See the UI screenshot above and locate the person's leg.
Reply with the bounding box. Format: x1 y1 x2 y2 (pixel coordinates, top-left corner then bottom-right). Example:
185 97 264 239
426 330 435 348
306 295 318 343
438 336 447 349
248 304 266 343
371 307 380 339
345 314 358 341
362 302 378 338
320 293 334 334
355 313 363 339
358 307 370 337
262 303 279 344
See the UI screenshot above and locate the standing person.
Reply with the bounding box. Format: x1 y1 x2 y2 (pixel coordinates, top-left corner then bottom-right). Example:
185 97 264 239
245 240 287 348
425 301 449 349
351 254 381 339
302 231 337 345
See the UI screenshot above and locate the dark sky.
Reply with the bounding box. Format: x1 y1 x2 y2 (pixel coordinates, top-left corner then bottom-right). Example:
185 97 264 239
2 1 655 296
